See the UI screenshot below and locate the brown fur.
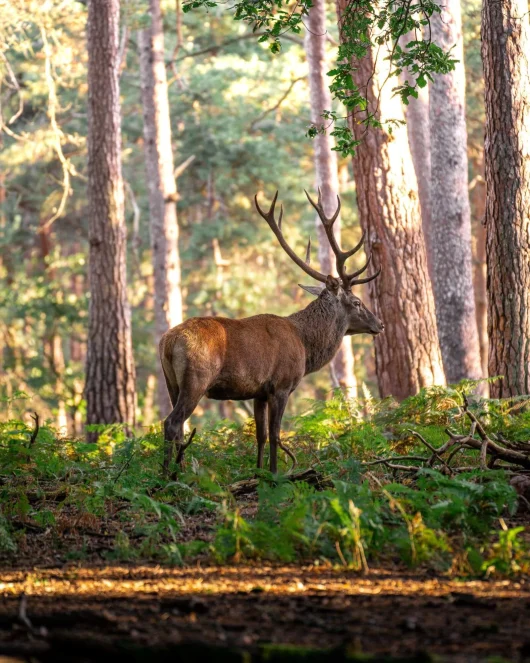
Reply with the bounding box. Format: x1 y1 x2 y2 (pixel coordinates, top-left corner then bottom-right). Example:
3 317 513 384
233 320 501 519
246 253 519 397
159 282 383 474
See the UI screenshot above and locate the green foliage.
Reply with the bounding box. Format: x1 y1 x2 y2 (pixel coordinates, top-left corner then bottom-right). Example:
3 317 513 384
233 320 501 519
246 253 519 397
212 468 517 571
0 516 16 554
183 0 309 54
183 0 457 155
0 386 528 576
387 469 517 537
467 523 530 577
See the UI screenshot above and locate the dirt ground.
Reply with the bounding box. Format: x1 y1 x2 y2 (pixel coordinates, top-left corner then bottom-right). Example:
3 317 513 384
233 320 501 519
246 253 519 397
0 563 529 662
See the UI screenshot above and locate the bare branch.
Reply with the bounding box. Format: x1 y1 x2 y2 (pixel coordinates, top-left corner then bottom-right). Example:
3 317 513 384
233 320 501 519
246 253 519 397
249 77 305 133
28 412 40 448
174 154 196 179
174 32 304 64
40 26 75 231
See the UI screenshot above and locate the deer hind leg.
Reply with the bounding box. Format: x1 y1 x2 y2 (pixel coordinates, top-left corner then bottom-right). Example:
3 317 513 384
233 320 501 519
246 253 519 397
254 399 268 469
163 378 205 475
267 392 289 474
163 374 179 409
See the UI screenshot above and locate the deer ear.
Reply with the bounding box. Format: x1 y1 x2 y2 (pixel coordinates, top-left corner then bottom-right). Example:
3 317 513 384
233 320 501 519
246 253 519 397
325 275 341 295
298 284 325 297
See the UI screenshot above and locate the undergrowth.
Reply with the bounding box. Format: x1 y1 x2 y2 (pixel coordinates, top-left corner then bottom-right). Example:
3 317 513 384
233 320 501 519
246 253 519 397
0 380 529 576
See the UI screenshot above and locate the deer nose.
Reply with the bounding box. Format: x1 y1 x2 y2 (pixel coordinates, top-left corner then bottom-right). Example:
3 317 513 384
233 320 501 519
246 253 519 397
380 322 385 331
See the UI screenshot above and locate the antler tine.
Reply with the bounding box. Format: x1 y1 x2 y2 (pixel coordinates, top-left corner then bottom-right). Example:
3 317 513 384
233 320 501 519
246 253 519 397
327 192 341 226
350 264 382 287
305 236 311 265
304 189 341 228
344 231 366 259
305 190 342 263
347 252 372 280
306 188 355 286
254 190 279 224
255 192 327 284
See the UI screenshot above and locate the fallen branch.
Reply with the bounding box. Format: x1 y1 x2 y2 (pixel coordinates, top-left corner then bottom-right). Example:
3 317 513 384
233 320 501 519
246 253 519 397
367 397 530 477
229 467 329 498
407 429 451 472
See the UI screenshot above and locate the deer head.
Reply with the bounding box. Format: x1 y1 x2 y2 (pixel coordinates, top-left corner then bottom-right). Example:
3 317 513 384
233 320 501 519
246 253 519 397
254 189 384 336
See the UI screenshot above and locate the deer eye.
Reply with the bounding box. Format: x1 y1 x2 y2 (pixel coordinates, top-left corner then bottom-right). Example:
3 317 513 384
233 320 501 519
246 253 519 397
353 300 361 308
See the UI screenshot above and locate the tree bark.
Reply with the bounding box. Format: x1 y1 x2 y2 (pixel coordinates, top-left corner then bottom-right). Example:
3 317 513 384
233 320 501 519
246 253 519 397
85 0 136 435
429 0 482 384
304 0 357 398
399 33 433 276
139 0 183 417
482 0 530 397
336 0 445 399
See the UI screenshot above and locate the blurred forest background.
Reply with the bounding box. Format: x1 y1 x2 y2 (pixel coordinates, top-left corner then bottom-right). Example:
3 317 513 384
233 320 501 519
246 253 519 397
0 0 494 435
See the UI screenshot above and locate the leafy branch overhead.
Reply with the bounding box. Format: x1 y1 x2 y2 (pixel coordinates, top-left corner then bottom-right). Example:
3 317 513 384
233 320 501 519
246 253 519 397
183 0 457 155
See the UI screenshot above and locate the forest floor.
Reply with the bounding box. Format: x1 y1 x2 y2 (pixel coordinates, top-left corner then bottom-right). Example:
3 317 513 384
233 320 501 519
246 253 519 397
3 387 530 661
1 503 530 662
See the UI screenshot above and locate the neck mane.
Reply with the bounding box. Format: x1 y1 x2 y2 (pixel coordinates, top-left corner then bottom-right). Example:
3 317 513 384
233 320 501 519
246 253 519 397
288 294 348 375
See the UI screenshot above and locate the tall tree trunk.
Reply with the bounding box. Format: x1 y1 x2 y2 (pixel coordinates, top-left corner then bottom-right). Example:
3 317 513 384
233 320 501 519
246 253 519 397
304 0 357 398
139 0 183 418
482 0 530 397
85 0 136 435
336 0 445 399
429 0 482 384
469 161 488 381
37 220 68 435
399 33 433 276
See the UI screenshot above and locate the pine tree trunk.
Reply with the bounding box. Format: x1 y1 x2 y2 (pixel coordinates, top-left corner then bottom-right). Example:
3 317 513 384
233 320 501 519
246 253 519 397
85 0 136 435
430 0 482 384
336 0 445 399
139 0 183 418
399 33 433 276
482 0 530 397
304 0 357 398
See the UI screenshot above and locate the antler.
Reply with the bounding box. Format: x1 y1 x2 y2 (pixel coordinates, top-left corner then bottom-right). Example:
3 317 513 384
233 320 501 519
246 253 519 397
304 188 381 288
254 191 328 284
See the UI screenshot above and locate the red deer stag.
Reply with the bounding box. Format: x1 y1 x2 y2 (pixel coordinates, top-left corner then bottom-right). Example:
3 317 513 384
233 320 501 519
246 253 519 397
159 190 384 474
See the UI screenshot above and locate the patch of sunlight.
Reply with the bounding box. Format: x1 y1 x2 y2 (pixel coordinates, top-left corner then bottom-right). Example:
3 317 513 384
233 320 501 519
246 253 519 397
0 566 524 601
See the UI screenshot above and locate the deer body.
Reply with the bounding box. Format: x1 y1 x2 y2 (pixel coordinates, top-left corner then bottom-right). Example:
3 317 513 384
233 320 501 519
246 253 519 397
160 191 384 474
160 315 307 404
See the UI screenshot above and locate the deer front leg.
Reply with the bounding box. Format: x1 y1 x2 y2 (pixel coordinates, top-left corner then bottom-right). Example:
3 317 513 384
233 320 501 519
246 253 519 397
254 399 268 469
267 393 289 474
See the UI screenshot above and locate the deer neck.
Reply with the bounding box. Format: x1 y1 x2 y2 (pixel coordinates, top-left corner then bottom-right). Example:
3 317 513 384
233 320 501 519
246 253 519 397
288 297 348 375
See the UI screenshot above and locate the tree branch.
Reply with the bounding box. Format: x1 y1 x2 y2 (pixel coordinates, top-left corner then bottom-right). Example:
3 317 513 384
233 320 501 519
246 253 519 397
174 32 303 63
249 76 305 132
